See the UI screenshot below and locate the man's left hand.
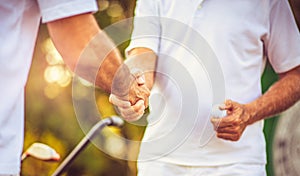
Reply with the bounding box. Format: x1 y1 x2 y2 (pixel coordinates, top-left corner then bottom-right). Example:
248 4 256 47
211 100 253 141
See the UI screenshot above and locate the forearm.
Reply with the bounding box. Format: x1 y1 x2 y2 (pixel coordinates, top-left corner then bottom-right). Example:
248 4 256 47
246 66 300 124
47 13 133 96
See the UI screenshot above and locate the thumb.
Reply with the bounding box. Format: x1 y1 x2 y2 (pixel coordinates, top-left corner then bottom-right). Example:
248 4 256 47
136 74 145 85
224 100 234 109
131 68 145 85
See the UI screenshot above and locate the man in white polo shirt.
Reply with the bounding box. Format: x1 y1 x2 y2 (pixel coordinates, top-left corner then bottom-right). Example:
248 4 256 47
110 0 300 175
0 0 150 175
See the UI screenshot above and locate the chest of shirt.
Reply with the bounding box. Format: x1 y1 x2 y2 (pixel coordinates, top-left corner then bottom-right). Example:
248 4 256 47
158 0 269 45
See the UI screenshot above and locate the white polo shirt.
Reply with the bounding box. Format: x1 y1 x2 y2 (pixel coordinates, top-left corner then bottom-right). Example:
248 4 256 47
127 0 300 166
0 0 97 174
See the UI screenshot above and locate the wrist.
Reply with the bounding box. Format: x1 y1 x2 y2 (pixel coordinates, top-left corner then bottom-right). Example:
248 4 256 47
244 102 259 125
112 64 135 97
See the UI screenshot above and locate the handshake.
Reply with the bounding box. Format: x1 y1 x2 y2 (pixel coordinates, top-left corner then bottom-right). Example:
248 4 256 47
108 48 156 122
109 71 150 122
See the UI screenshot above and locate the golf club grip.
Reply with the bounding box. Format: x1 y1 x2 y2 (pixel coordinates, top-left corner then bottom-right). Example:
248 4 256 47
51 116 124 176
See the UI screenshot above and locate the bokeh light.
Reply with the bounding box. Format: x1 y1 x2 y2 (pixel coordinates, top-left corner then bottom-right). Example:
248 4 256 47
44 65 65 83
98 0 109 11
106 2 123 18
42 38 72 99
104 131 127 158
43 38 64 65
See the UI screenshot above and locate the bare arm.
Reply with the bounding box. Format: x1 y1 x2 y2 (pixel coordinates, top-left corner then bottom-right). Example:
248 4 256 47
211 65 300 141
47 13 100 70
247 65 300 123
46 13 149 103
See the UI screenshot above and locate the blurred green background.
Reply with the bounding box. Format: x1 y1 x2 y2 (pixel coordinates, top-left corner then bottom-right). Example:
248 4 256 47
22 0 300 175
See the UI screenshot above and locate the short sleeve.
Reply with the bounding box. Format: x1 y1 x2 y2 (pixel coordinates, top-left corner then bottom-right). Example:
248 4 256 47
126 0 161 56
37 0 98 23
265 0 300 73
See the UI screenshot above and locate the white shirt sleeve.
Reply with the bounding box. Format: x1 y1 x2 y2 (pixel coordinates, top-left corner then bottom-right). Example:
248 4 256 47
37 0 98 23
126 0 161 55
265 0 300 73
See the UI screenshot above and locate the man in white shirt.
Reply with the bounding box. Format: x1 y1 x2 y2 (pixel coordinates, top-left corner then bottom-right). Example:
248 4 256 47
110 0 300 175
0 0 149 175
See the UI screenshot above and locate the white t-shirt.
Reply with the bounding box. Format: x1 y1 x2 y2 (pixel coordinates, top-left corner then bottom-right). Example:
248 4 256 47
0 0 97 174
127 0 300 166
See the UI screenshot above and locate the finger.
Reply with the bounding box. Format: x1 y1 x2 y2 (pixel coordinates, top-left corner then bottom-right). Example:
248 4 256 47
219 100 233 111
109 94 131 108
131 68 145 85
211 116 237 128
123 107 145 122
141 93 149 108
224 99 233 106
218 103 227 111
119 105 145 117
118 100 145 116
144 99 149 108
121 102 145 121
210 117 221 130
215 126 239 134
136 75 146 85
128 84 150 105
216 133 240 141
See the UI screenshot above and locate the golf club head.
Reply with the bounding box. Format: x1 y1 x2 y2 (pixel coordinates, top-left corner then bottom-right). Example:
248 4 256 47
22 143 60 162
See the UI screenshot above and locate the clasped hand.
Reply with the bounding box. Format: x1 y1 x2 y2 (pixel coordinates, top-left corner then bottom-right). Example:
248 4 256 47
109 73 149 122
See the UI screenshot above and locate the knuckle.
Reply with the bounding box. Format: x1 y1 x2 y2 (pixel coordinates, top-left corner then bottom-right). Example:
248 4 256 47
121 113 128 118
120 110 128 116
234 126 240 132
133 106 141 113
232 134 240 141
123 111 131 116
232 119 240 126
135 104 145 112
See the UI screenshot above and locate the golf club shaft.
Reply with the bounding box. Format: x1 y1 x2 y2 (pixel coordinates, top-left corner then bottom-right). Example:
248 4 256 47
51 117 123 176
